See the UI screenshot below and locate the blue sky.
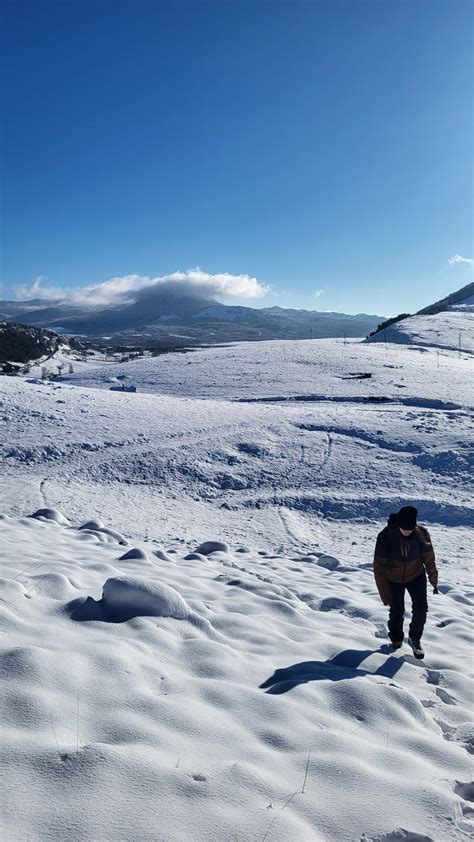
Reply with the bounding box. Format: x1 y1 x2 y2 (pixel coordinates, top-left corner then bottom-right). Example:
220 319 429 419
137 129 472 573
2 0 472 316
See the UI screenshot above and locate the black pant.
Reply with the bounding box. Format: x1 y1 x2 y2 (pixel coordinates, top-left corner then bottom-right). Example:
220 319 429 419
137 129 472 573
388 573 428 642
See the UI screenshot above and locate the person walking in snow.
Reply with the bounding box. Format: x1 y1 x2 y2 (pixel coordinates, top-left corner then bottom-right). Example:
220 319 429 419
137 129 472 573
373 505 438 658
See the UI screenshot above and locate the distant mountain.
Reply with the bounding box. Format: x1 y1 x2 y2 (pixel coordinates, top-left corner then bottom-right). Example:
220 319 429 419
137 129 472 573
0 285 384 345
260 305 378 322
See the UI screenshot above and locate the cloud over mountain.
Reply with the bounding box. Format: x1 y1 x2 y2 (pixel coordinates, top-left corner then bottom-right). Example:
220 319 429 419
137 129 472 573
16 269 270 307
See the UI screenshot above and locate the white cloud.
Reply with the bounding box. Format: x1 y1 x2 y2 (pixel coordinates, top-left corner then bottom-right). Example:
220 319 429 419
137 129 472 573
449 254 473 265
158 268 269 300
16 268 271 306
71 275 155 306
15 275 68 300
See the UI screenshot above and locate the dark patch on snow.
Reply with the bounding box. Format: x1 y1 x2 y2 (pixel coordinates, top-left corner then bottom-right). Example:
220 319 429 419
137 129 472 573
340 372 372 380
454 780 474 802
260 649 405 694
236 442 271 457
364 830 434 842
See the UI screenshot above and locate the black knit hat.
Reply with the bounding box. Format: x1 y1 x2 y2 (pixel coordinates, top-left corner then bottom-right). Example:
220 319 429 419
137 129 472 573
398 505 417 530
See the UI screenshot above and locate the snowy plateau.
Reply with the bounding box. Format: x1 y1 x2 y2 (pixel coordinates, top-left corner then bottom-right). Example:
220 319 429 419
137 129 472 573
0 324 473 841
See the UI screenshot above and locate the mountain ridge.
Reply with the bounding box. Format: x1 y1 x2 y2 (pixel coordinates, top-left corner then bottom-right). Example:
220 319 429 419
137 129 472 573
369 281 474 339
0 286 384 344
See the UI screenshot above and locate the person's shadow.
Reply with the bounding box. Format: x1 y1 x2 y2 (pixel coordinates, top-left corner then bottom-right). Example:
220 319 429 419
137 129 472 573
260 647 404 694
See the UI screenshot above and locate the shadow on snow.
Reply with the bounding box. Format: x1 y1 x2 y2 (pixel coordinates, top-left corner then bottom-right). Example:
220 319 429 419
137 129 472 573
64 596 142 623
260 647 404 694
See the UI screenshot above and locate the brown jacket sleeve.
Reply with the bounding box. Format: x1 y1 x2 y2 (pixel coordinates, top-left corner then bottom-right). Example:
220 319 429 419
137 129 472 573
374 530 391 605
419 527 438 587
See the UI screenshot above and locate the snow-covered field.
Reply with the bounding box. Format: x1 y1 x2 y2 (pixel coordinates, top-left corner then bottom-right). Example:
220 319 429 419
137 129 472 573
1 336 473 841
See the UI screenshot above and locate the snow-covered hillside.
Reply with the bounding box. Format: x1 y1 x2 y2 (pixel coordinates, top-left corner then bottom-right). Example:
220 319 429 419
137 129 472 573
367 303 473 352
1 337 473 841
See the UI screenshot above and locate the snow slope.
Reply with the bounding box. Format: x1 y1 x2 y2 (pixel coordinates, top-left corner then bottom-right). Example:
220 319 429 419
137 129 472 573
1 337 473 841
2 340 473 551
366 309 473 353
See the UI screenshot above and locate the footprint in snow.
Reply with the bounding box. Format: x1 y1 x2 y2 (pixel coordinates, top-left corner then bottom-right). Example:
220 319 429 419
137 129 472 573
435 687 457 705
434 718 456 739
361 829 435 841
454 781 474 802
426 669 441 686
453 781 474 832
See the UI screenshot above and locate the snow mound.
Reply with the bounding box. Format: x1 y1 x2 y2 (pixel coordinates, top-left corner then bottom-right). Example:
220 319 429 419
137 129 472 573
86 575 223 639
27 572 78 600
83 525 128 545
29 508 69 525
317 554 340 570
79 519 104 531
195 540 230 555
118 548 148 561
154 549 172 561
102 576 190 620
0 577 26 600
102 527 128 545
